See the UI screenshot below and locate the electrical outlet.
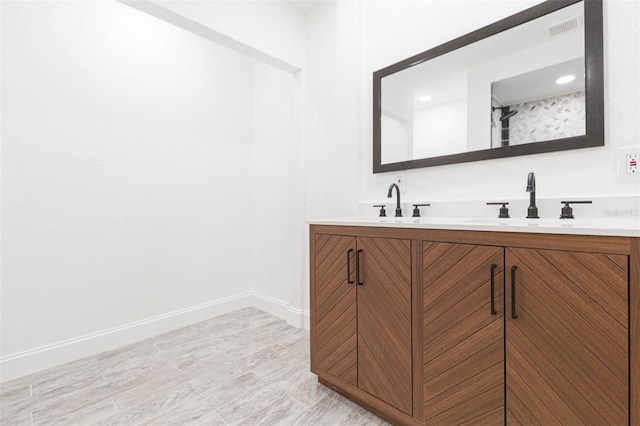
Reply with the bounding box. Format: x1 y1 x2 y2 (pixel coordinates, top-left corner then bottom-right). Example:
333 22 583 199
617 147 640 182
627 154 638 173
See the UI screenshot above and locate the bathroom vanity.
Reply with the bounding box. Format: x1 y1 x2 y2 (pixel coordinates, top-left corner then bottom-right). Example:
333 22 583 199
309 218 639 425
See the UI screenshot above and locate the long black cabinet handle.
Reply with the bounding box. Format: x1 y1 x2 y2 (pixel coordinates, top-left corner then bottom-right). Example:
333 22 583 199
356 249 363 285
346 249 354 284
511 266 518 319
490 264 497 315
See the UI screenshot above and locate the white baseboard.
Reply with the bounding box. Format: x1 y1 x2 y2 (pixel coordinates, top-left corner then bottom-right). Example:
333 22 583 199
0 291 309 383
250 292 310 330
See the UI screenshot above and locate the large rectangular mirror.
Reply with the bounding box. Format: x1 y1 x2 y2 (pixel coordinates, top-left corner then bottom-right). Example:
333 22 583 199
373 0 603 173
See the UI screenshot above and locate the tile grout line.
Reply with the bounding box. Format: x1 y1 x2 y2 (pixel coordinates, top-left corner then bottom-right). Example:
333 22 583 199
167 357 180 371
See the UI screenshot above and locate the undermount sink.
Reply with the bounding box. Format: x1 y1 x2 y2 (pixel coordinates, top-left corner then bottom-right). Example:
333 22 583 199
462 217 598 226
310 215 639 237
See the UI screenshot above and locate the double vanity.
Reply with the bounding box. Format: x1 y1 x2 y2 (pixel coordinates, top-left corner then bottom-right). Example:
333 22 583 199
309 215 639 425
309 0 638 422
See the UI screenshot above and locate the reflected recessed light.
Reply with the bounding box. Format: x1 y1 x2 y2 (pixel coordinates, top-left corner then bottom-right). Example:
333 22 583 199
419 95 432 102
556 75 575 85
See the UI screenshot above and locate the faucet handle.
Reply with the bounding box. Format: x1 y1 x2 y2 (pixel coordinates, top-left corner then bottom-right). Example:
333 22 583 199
559 200 592 219
373 204 387 217
487 202 510 218
412 203 431 218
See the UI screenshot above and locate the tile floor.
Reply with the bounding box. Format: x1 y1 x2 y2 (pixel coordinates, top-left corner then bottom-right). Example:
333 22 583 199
0 308 388 425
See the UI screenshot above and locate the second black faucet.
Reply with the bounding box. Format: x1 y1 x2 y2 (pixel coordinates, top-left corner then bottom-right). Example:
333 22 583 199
388 183 402 217
526 172 539 219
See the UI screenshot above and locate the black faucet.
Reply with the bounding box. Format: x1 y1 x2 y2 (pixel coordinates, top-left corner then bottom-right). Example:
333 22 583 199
526 172 539 218
387 183 402 217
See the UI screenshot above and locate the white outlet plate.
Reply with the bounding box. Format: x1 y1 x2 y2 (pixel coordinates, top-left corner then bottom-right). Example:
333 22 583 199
627 153 638 173
617 146 640 182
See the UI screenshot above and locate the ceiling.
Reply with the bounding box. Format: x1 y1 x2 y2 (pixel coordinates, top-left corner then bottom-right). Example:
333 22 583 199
492 57 585 105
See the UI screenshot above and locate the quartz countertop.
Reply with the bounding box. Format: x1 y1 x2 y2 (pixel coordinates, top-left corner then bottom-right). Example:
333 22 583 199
309 216 640 237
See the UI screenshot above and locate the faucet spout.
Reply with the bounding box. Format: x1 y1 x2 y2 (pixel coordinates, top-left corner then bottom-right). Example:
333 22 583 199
387 183 402 217
526 172 539 219
526 172 536 192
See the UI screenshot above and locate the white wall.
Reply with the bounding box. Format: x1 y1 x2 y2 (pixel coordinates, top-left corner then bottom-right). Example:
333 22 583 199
1 0 304 378
145 0 306 71
413 100 467 159
381 74 413 163
250 61 306 322
381 115 410 164
1 0 255 355
304 1 360 221
303 0 361 314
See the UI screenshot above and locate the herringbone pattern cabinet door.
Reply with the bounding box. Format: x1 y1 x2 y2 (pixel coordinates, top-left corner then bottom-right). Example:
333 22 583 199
423 242 505 425
313 234 357 385
506 248 629 425
357 236 412 415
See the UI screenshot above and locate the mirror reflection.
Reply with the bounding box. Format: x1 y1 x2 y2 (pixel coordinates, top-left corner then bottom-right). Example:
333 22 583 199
380 1 585 165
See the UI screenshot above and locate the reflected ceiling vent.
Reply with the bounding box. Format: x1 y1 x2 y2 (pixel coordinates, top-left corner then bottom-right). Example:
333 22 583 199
546 16 581 37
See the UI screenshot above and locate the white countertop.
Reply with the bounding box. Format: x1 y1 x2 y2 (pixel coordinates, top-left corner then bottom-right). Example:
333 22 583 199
309 216 640 237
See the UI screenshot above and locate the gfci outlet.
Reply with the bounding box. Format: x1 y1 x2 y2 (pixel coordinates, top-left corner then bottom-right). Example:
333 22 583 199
617 147 640 182
627 154 638 173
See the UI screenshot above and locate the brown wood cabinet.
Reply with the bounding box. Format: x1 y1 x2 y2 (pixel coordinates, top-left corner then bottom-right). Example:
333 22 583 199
505 247 628 425
311 232 413 416
422 242 504 425
310 224 639 426
312 234 357 385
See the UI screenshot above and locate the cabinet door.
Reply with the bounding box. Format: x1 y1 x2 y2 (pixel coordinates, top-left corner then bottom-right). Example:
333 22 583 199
423 242 505 425
357 236 412 415
312 234 358 385
506 248 628 425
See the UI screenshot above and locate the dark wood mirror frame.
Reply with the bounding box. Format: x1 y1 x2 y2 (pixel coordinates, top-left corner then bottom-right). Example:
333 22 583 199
373 0 603 174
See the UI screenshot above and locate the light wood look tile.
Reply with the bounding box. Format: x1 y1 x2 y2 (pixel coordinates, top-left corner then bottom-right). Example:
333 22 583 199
187 411 227 426
0 409 32 426
157 336 226 370
141 385 226 425
19 356 102 401
238 394 308 425
96 383 199 425
110 368 191 412
143 325 204 352
339 406 391 425
287 376 334 408
0 391 34 421
33 397 116 426
232 344 290 375
99 356 173 384
291 392 358 425
0 308 388 425
0 384 31 409
192 372 264 409
95 342 162 367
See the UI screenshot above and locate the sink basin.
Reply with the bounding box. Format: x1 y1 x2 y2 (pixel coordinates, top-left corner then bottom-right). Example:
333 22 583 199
462 218 597 226
310 215 639 237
